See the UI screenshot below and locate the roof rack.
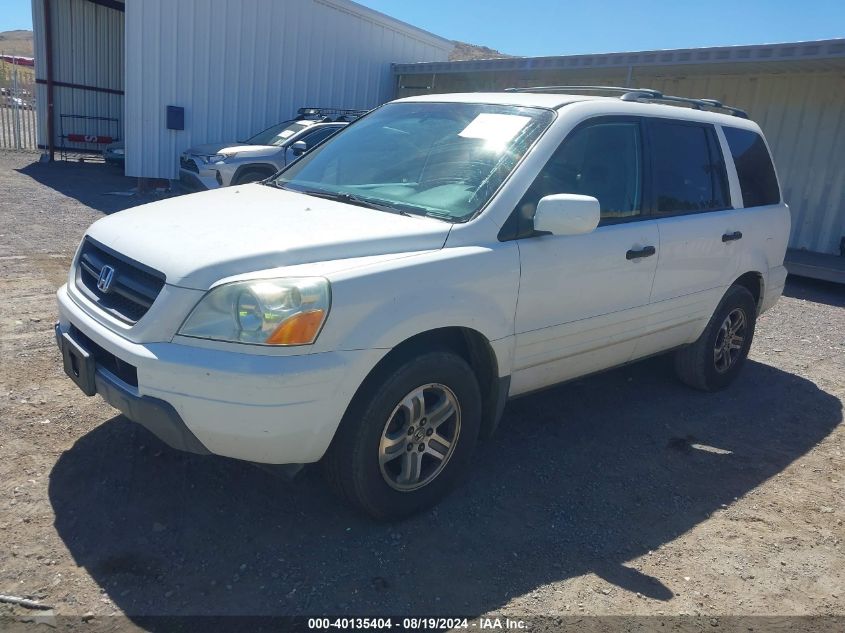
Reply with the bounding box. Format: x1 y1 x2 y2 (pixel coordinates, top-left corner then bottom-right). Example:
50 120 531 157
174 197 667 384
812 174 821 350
504 85 749 118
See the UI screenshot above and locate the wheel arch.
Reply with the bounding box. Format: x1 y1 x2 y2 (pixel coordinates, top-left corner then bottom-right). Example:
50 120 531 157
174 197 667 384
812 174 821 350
732 271 764 312
340 327 507 443
232 163 280 185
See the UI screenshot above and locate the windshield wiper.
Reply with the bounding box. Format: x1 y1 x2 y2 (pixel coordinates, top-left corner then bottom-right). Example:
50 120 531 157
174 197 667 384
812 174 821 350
423 209 457 222
385 200 453 221
292 189 413 217
269 184 456 222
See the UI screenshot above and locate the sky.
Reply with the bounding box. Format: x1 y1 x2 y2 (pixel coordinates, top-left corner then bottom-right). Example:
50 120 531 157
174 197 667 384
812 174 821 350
2 0 32 32
1 0 843 57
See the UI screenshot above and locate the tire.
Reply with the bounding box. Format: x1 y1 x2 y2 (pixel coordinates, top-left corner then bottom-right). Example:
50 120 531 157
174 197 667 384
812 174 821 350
323 350 481 520
234 169 272 185
674 284 757 392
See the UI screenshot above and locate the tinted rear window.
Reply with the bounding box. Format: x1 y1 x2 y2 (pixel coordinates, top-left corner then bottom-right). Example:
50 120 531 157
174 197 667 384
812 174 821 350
723 127 780 207
650 120 729 215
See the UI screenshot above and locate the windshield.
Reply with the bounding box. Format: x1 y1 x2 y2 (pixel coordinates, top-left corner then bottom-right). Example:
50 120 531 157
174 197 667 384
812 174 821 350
273 102 554 222
247 120 315 146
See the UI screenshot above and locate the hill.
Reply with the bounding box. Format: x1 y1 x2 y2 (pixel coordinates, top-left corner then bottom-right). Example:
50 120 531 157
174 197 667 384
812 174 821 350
450 41 514 61
0 30 34 57
0 31 35 95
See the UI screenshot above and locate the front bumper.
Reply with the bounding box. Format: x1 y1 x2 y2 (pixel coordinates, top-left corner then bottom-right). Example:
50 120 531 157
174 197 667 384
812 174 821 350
178 168 219 191
56 284 384 464
103 153 125 166
56 324 210 455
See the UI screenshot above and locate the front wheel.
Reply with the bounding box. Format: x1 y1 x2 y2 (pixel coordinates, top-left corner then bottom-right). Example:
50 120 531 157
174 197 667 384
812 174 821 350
323 351 481 520
674 284 757 391
233 169 273 185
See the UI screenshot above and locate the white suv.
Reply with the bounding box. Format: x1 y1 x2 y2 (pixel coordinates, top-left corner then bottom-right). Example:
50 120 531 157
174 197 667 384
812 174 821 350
56 88 790 519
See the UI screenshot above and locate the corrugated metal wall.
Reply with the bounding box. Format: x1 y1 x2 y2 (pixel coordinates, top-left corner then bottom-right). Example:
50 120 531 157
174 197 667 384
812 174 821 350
395 67 845 256
31 0 125 151
124 0 451 180
643 72 844 256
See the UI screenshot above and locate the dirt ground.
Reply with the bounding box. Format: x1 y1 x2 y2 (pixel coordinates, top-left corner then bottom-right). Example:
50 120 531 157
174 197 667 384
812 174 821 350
0 150 843 630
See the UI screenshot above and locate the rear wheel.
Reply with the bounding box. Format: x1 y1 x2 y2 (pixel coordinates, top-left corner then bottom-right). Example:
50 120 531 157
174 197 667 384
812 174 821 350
323 350 481 520
674 284 757 391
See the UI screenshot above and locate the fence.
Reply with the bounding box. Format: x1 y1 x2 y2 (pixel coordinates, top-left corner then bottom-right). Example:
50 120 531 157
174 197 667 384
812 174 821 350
1 52 38 151
0 103 37 150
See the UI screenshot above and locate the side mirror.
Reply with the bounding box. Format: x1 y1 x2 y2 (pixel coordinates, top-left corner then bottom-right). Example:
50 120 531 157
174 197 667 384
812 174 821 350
534 194 600 236
290 140 307 157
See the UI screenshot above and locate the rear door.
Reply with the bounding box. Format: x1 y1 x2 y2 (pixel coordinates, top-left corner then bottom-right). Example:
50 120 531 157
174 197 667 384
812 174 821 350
637 117 742 357
720 124 790 299
511 117 660 395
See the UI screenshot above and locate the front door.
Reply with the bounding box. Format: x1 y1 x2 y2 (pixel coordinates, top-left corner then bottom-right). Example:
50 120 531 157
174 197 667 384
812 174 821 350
510 117 659 395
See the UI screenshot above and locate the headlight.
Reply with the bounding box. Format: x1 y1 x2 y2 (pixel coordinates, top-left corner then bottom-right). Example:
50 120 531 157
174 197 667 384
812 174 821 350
179 277 330 346
203 153 232 163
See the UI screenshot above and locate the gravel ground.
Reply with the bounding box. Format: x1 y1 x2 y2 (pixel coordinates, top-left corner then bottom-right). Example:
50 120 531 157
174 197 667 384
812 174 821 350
0 151 843 630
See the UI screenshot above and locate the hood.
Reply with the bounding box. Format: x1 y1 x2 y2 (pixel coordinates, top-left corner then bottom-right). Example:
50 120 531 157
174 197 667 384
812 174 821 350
185 142 279 157
85 185 451 289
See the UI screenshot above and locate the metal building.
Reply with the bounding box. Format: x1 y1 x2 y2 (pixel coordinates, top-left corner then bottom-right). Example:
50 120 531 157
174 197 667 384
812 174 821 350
31 0 451 179
394 40 845 274
31 0 125 160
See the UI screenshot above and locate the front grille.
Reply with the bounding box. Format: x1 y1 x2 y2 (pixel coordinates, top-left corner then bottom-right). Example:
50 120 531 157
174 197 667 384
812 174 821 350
75 238 166 324
180 156 199 173
70 325 138 387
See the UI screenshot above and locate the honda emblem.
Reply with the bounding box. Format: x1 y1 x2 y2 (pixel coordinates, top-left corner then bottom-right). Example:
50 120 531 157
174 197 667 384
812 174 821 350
97 265 116 293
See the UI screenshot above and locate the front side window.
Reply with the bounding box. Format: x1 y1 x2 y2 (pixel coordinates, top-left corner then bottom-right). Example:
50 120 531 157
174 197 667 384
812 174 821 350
723 126 780 207
512 120 643 235
300 126 340 149
273 102 554 222
650 120 729 215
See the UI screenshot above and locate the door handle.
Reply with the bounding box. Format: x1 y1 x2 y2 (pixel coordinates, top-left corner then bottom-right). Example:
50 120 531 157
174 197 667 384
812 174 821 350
722 231 743 242
626 245 656 260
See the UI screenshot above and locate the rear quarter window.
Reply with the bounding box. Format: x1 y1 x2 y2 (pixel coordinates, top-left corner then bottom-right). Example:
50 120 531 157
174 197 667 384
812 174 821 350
723 127 780 207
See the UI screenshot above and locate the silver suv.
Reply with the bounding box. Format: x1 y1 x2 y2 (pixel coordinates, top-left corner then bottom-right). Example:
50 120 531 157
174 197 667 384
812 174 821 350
179 108 364 190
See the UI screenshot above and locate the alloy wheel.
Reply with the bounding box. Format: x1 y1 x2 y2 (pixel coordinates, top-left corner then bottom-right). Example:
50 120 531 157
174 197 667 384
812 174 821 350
378 383 461 491
713 307 747 373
